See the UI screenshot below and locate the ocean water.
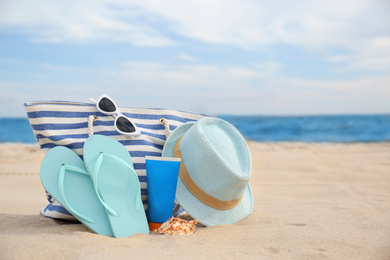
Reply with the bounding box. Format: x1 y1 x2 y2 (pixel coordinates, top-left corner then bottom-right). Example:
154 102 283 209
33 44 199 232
219 114 390 143
1 114 390 144
0 118 37 143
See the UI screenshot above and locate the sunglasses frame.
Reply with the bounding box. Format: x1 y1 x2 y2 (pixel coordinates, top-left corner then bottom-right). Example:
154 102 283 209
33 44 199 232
90 94 141 137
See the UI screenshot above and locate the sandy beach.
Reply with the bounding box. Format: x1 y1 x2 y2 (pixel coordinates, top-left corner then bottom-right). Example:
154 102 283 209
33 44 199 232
0 141 389 260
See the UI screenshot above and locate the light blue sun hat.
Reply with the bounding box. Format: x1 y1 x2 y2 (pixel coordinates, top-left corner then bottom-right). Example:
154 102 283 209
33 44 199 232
162 117 253 226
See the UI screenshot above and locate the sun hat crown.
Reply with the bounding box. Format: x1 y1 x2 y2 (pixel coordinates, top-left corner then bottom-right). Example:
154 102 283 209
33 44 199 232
179 118 251 202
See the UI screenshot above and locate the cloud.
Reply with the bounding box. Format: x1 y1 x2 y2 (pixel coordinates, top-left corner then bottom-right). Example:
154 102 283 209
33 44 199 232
1 0 389 73
0 0 176 46
2 1 389 49
1 56 390 116
1 1 389 116
283 75 390 114
77 60 390 114
175 53 198 62
326 36 390 72
0 0 390 69
130 0 390 49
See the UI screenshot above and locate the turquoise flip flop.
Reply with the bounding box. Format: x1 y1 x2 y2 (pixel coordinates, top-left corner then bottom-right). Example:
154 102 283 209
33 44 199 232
40 146 113 236
83 135 149 238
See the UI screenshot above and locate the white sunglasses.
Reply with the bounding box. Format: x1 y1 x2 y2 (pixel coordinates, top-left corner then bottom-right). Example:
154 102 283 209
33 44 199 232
89 94 141 137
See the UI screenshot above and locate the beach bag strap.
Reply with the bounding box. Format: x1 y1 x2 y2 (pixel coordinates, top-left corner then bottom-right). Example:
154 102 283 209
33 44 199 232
88 115 98 136
160 118 172 138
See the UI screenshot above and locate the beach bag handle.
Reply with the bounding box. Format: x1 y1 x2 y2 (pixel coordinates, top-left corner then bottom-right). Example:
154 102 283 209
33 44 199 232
87 115 172 138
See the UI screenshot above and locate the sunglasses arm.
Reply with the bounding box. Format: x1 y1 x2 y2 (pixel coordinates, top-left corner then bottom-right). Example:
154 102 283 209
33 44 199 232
89 97 97 104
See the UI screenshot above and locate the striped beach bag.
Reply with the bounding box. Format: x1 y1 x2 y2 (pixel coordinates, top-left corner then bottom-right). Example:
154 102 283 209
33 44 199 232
24 99 206 220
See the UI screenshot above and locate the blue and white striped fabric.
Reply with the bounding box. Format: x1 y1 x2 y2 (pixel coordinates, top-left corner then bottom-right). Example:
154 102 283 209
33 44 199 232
25 100 206 220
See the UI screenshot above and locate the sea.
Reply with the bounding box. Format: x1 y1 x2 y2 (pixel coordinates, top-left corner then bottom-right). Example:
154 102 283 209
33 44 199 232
1 114 390 144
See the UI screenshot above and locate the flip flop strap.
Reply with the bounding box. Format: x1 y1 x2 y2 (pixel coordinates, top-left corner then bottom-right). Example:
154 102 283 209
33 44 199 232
93 153 142 217
58 164 97 224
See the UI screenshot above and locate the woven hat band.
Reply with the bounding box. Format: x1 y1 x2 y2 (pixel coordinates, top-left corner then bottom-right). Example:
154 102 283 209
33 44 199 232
173 137 243 210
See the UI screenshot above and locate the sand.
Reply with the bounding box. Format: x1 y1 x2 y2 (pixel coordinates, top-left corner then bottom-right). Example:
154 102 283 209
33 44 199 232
0 142 389 260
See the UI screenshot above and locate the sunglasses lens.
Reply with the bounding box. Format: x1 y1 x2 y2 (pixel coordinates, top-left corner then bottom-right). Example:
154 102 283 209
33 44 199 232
116 116 136 133
98 97 116 112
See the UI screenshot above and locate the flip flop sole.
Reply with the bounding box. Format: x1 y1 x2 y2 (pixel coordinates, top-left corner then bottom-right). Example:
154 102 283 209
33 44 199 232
83 135 149 238
40 146 113 236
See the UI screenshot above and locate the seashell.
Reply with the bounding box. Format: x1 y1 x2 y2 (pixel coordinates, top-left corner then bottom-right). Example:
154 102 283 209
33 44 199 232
155 217 200 235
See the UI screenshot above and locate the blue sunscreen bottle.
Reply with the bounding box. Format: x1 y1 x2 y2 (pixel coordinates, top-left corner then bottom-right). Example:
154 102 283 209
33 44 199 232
145 156 181 231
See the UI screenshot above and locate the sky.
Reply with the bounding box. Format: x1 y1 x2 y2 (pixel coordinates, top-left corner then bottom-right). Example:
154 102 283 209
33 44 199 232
0 0 389 117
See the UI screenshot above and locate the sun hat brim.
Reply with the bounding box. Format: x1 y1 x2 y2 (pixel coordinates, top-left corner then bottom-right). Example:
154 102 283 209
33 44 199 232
162 120 254 226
